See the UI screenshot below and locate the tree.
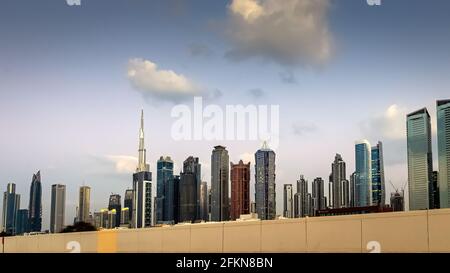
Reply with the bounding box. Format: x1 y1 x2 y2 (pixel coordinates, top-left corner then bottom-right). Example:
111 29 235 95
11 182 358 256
61 222 97 233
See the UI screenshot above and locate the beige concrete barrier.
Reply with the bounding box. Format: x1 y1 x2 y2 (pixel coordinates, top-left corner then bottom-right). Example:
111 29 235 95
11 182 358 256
3 209 450 253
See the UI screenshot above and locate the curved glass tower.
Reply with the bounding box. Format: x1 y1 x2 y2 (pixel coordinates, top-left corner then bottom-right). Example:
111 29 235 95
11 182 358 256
28 170 42 232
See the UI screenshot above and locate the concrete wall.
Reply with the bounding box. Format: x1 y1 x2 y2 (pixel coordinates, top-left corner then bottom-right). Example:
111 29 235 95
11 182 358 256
3 209 450 253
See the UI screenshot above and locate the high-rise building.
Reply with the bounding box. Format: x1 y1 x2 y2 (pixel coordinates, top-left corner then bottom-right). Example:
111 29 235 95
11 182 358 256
200 182 208 221
50 184 66 233
173 175 180 223
28 171 42 232
2 183 20 235
230 160 250 220
183 156 201 220
120 207 130 227
431 171 440 209
390 191 405 212
283 184 293 218
355 140 372 207
78 186 91 223
255 142 276 220
312 177 326 212
294 193 301 218
124 189 133 223
437 100 450 208
407 108 433 210
16 209 29 235
179 171 196 222
371 142 386 206
341 179 350 208
350 172 357 207
132 110 153 228
211 146 230 221
156 156 174 223
108 209 117 229
330 154 346 209
295 175 310 217
108 194 121 228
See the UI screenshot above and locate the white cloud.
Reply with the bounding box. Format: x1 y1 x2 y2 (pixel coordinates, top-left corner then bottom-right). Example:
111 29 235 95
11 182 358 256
127 58 200 102
104 155 137 174
360 104 407 140
226 0 333 67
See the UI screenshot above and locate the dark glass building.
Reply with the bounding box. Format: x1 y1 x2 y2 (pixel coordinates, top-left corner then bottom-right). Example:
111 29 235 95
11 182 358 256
371 142 385 207
157 156 174 223
108 194 121 228
28 170 42 232
16 209 30 235
2 183 20 235
211 146 230 221
255 142 276 220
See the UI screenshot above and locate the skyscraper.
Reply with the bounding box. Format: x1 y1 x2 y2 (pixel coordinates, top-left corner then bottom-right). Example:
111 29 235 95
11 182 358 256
350 172 357 207
2 183 20 235
330 154 346 209
211 146 230 222
78 186 91 223
230 160 250 220
255 142 276 220
431 171 440 209
28 170 42 232
200 182 208 221
173 175 180 223
50 184 66 233
132 110 152 228
183 156 201 220
295 175 310 217
312 177 326 212
124 189 133 223
179 161 197 222
407 108 432 210
108 194 121 228
437 100 450 208
390 191 405 212
283 184 293 218
156 156 174 223
16 209 30 235
120 207 130 227
371 142 386 206
355 140 372 207
341 179 350 208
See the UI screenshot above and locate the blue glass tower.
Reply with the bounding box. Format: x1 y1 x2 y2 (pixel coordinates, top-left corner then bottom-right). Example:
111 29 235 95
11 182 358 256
371 142 385 206
28 170 42 232
156 156 174 223
438 100 450 208
355 140 372 207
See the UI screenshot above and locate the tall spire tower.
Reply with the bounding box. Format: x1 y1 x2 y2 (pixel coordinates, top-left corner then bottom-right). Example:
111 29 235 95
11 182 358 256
137 109 149 172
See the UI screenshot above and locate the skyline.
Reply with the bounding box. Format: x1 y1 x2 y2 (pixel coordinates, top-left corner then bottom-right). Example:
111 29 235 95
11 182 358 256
1 0 450 229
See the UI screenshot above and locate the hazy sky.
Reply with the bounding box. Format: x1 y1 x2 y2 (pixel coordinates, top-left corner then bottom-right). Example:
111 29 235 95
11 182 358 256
1 0 450 229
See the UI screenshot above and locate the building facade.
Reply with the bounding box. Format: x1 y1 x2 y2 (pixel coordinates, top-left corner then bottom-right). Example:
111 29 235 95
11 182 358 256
355 140 372 207
156 156 174 223
330 154 346 209
108 194 121 228
255 142 276 220
371 142 386 206
407 108 433 210
283 184 293 218
28 170 42 232
2 183 20 235
50 184 66 233
230 160 250 220
437 100 450 208
211 146 230 221
78 186 91 223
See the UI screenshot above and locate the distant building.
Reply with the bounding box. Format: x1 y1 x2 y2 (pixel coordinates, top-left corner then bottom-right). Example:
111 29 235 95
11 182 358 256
124 189 133 223
349 172 357 207
132 110 152 228
283 184 293 218
179 171 196 222
120 207 130 227
108 194 121 228
173 175 180 223
431 171 440 209
341 179 350 208
2 183 20 235
390 191 405 212
330 154 346 209
355 140 372 207
316 205 393 217
78 186 91 223
28 171 42 232
16 209 30 235
211 146 230 221
156 156 174 223
50 184 66 233
199 182 208 221
295 175 309 217
437 100 450 208
407 108 433 210
312 177 326 213
230 160 251 220
255 142 276 220
108 210 117 229
371 142 386 207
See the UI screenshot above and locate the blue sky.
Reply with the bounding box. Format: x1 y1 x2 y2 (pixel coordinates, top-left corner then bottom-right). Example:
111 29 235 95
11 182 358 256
1 0 450 229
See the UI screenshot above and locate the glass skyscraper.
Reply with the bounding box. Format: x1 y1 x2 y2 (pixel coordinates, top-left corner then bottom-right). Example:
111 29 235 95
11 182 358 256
2 183 20 235
108 194 121 228
211 146 229 222
156 156 174 223
355 140 372 207
283 184 293 218
371 142 385 206
28 170 42 232
16 209 30 235
330 154 346 209
255 142 276 220
407 108 433 211
437 100 450 208
50 184 66 233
